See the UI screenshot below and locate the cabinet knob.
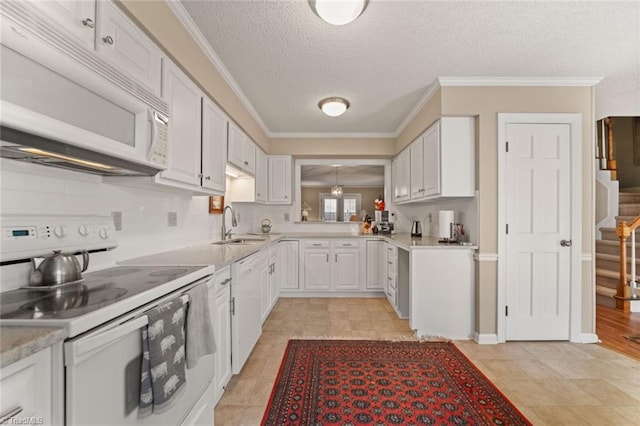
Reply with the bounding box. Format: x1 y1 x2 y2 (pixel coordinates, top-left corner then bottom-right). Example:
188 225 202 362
82 18 95 28
244 161 248 165
197 173 203 178
284 195 288 199
205 176 211 180
102 35 114 45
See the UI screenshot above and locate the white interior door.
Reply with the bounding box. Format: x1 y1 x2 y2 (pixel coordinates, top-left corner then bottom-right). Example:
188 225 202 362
504 122 572 340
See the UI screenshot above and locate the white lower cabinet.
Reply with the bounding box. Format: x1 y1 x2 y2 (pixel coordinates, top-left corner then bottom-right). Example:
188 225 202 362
231 252 262 374
259 251 270 324
180 380 216 426
268 245 280 310
0 347 54 425
366 240 386 290
210 267 231 405
300 240 364 292
280 241 299 290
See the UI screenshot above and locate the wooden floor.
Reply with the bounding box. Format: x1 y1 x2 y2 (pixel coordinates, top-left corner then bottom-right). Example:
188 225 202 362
596 305 640 360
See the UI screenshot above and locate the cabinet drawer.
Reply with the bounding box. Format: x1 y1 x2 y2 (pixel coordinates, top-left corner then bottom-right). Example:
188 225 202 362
0 348 51 424
387 274 397 291
333 240 360 248
213 267 232 294
303 240 330 249
386 285 396 306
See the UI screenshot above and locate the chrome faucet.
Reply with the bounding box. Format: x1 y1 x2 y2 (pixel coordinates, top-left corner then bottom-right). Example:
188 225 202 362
221 205 238 240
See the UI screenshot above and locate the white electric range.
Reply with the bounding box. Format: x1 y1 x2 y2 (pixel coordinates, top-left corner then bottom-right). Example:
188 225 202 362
0 215 217 425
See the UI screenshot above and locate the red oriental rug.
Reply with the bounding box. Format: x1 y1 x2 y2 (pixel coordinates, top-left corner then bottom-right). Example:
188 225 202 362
262 340 531 425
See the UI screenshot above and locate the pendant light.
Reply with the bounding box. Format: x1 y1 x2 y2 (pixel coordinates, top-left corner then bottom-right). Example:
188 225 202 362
309 0 369 26
331 166 343 198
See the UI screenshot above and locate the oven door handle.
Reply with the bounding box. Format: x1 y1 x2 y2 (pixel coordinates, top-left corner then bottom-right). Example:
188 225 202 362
66 315 149 366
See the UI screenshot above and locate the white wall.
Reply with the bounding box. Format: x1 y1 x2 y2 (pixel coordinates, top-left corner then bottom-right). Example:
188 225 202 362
0 159 221 291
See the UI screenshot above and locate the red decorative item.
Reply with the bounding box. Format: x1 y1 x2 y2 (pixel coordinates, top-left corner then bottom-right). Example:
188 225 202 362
262 340 531 426
374 196 385 211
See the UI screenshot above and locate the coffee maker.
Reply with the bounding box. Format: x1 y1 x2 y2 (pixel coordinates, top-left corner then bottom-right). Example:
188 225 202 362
378 210 395 235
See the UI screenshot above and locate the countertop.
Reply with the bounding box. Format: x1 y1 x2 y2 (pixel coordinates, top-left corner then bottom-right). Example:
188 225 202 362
0 326 66 368
119 233 477 267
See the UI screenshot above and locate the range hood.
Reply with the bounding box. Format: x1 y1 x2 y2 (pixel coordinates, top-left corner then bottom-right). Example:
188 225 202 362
0 126 163 177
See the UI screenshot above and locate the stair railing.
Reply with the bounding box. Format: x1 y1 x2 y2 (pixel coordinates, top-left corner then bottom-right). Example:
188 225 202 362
616 215 640 311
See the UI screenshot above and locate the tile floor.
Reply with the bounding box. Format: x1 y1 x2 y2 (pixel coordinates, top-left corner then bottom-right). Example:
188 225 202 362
214 298 640 425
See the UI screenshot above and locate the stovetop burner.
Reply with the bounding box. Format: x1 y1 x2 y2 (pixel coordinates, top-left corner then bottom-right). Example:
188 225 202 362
1 265 204 320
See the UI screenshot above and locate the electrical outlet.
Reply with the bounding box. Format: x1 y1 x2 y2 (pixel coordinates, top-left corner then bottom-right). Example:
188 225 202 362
284 213 290 222
111 211 123 231
168 212 177 227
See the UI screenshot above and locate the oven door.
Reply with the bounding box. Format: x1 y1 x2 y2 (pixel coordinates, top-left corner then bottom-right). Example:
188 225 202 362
64 288 214 425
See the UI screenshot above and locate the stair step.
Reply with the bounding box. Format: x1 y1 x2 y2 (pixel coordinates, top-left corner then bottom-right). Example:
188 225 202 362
596 285 617 297
619 203 640 216
600 227 618 241
596 292 617 309
596 268 640 289
615 215 639 225
596 239 640 255
596 253 640 272
620 192 640 204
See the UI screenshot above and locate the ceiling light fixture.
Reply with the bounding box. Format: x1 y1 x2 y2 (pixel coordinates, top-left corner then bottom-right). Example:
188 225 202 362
331 165 343 198
319 97 350 117
309 0 369 26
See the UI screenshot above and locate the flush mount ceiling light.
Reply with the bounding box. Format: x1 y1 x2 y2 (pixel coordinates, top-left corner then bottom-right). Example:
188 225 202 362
309 0 369 26
318 97 350 117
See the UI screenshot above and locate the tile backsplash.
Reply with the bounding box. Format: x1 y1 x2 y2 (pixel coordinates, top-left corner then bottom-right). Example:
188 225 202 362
0 159 221 291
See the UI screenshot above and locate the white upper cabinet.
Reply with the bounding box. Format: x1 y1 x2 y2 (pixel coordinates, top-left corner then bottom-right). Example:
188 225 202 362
410 135 424 199
392 148 411 203
202 98 228 194
399 117 475 203
159 59 202 187
28 0 96 48
95 0 162 96
255 148 268 203
268 156 292 204
227 122 257 176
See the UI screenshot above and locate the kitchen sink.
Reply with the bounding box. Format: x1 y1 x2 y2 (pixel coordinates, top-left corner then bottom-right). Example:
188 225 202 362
212 237 267 245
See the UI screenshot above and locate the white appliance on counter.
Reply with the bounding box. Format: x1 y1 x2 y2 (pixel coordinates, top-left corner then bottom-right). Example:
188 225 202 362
0 215 217 425
0 2 169 176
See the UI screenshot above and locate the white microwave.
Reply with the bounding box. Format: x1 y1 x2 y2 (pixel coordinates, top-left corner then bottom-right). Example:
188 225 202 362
0 6 169 175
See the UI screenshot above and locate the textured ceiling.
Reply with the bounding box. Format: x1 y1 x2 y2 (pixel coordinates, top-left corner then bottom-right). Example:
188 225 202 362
180 0 639 136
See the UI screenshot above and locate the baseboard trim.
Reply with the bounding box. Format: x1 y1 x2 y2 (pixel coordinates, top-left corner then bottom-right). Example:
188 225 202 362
279 291 385 298
579 333 599 344
474 333 499 345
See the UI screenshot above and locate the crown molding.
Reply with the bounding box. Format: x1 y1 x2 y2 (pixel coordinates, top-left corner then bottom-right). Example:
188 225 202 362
166 1 271 137
392 79 442 138
438 76 603 87
269 132 397 139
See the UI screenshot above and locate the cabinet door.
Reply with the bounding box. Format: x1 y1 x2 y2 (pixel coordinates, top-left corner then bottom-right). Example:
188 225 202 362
423 123 441 197
366 241 386 290
410 137 425 199
231 255 262 374
281 241 299 290
95 1 162 96
393 149 411 202
29 0 95 48
243 137 256 175
227 122 245 170
255 148 268 203
159 60 202 187
259 256 270 323
334 248 361 290
202 97 227 194
269 248 280 309
268 156 292 204
212 279 231 403
303 249 331 291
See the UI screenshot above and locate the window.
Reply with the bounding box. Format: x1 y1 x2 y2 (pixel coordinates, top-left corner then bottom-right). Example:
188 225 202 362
320 193 361 222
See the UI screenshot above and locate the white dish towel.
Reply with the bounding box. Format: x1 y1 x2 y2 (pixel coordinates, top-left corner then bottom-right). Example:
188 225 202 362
185 283 216 369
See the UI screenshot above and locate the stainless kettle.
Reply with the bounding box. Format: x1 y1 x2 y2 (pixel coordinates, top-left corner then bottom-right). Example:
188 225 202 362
260 218 272 234
411 221 422 237
29 250 89 286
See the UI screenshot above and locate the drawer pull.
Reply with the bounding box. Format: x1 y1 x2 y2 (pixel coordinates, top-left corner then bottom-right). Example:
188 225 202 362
0 407 23 423
220 278 231 286
312 243 322 246
387 261 393 265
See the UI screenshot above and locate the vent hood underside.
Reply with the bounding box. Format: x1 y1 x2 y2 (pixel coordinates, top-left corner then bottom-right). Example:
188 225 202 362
0 126 163 176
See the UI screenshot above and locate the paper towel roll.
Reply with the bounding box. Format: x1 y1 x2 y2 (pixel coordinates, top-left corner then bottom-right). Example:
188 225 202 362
438 210 454 239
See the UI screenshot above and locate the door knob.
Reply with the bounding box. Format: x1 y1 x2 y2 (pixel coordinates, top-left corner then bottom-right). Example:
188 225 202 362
560 239 572 247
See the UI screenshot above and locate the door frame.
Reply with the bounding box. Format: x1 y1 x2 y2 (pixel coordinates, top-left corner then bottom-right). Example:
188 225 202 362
497 113 582 343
